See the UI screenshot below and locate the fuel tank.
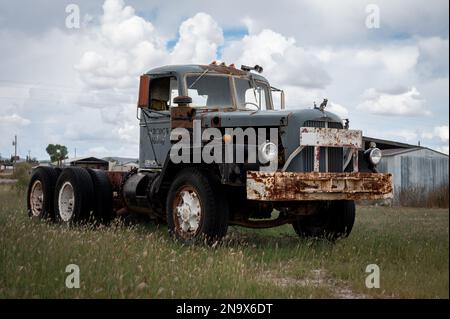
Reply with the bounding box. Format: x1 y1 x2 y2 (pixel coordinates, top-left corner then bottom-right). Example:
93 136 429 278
122 171 160 215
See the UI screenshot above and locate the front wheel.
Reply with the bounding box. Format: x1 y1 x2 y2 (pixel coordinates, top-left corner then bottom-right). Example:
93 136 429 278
166 168 228 244
292 200 355 240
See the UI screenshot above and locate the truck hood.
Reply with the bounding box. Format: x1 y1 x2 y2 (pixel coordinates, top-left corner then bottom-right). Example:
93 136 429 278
198 110 291 128
198 108 342 128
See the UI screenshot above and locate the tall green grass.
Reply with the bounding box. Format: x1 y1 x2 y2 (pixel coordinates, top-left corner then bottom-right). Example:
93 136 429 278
0 185 448 298
397 185 449 208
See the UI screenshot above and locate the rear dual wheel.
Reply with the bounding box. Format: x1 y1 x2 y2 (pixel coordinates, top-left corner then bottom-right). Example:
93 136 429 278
86 168 114 224
54 167 94 224
54 167 114 224
27 167 59 220
27 166 113 225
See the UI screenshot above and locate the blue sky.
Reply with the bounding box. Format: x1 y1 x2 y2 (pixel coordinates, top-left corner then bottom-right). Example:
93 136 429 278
0 0 448 160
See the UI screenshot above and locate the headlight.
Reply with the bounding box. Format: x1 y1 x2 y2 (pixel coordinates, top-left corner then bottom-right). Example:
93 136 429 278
368 147 382 165
259 142 278 163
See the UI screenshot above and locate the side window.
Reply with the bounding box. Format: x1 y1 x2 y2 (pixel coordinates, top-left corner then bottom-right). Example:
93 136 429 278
188 88 208 106
150 76 178 110
169 77 179 107
235 78 271 110
244 86 267 109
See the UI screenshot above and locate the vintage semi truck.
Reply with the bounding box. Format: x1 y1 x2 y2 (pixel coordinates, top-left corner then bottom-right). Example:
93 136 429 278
27 62 393 243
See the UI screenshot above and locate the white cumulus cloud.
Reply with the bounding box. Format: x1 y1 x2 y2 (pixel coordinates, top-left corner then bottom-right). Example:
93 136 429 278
357 87 431 116
355 46 419 76
327 101 349 117
222 29 331 89
170 13 224 64
0 113 31 126
417 36 449 77
433 125 449 141
75 0 167 89
422 125 449 142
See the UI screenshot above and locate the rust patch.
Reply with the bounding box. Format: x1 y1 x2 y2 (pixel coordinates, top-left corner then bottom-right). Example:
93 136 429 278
247 171 393 201
171 106 196 129
106 171 126 211
314 146 320 172
300 127 362 148
202 64 247 76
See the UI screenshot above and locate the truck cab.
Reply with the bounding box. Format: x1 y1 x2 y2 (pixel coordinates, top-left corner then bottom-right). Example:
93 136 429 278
137 63 277 169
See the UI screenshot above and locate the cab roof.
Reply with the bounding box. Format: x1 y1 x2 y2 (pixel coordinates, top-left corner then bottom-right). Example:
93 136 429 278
146 64 268 83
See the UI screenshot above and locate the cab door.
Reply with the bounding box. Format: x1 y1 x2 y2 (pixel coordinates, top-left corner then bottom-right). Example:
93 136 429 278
139 76 179 168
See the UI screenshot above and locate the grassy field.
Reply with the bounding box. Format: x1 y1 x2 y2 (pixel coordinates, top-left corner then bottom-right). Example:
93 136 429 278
0 184 448 299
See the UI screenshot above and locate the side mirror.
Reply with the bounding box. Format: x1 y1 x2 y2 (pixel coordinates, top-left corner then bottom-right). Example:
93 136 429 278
173 95 192 106
137 74 151 108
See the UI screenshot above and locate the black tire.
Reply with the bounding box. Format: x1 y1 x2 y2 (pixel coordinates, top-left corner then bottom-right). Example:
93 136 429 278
87 168 114 224
330 200 356 237
293 200 355 240
54 167 62 176
27 167 59 220
54 167 94 224
166 168 229 244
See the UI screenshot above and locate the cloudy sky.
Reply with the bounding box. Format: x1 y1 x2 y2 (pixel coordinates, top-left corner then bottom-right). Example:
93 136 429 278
0 0 448 160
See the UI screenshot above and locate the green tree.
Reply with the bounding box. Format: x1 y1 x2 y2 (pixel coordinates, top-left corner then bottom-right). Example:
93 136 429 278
46 144 68 165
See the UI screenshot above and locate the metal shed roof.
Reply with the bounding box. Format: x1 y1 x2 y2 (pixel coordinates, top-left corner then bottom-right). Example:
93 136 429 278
381 148 422 157
66 157 109 164
363 136 419 149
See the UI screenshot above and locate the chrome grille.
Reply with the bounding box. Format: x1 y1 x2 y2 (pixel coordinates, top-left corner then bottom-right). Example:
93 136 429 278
302 120 344 172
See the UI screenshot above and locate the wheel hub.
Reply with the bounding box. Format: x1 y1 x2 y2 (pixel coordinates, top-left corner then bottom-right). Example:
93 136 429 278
58 181 75 222
175 188 201 236
30 180 44 216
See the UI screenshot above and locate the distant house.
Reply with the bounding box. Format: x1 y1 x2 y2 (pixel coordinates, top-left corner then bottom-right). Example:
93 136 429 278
363 136 449 205
64 157 109 170
109 163 139 172
102 157 138 165
105 157 139 172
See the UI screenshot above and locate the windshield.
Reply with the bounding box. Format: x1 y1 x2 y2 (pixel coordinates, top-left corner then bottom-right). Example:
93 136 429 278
186 75 232 109
235 78 271 110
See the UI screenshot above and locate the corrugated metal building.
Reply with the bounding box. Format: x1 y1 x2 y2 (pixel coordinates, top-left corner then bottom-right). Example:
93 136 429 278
363 137 449 204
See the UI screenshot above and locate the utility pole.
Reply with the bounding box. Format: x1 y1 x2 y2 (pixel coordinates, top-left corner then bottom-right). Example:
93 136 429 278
13 135 17 159
74 147 77 158
12 135 17 173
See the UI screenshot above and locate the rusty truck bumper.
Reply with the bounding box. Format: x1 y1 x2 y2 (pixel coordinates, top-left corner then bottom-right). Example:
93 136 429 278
246 171 393 201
